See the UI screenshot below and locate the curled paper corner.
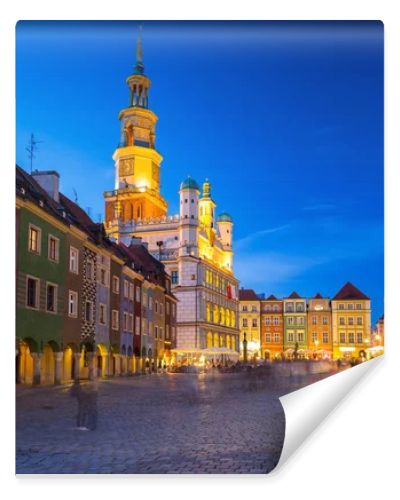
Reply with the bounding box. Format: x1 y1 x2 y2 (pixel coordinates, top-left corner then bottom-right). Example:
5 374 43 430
273 356 384 474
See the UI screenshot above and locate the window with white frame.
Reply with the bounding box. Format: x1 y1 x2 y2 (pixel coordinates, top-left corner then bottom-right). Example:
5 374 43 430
322 316 328 325
69 247 79 274
135 286 141 302
357 332 363 343
129 283 134 300
242 318 248 327
48 235 59 262
273 317 279 325
323 332 329 343
154 325 158 338
298 332 304 342
100 268 108 286
135 316 140 334
357 317 363 325
149 295 153 310
274 333 279 343
288 332 294 342
123 312 129 331
112 275 120 294
265 333 271 343
312 316 317 325
348 332 355 344
46 283 57 313
129 314 134 332
85 300 93 322
338 303 345 310
124 279 129 298
99 304 107 325
340 332 346 343
287 317 294 325
68 290 78 317
265 317 271 325
356 303 362 310
26 276 39 309
348 303 354 310
28 224 41 254
312 332 317 342
252 318 257 327
339 317 345 325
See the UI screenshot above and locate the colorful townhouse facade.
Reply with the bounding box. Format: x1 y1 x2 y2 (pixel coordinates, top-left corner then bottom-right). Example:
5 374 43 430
238 289 261 360
16 166 176 385
283 292 308 357
260 295 284 360
331 282 371 360
307 294 332 358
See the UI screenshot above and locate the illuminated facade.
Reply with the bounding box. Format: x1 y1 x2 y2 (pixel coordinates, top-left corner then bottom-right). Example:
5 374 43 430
260 295 284 360
331 282 371 360
104 33 240 359
307 293 332 359
238 289 261 359
283 292 308 357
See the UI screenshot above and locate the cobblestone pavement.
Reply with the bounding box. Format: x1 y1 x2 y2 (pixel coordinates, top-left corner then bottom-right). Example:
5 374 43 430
16 370 332 474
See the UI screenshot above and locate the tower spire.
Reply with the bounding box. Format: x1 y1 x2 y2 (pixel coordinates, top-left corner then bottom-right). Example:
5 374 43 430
134 24 144 75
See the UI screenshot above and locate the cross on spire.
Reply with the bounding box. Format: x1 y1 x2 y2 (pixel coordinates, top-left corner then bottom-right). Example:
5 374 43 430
134 24 144 74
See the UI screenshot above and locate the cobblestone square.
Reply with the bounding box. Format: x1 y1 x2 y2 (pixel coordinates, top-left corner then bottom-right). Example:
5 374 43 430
16 370 330 474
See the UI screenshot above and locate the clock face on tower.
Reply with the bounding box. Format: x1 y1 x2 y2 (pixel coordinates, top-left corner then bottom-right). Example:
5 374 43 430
314 304 323 311
119 158 134 177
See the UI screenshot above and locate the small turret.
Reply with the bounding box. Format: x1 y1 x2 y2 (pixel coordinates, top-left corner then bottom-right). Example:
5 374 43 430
217 212 233 249
178 176 199 257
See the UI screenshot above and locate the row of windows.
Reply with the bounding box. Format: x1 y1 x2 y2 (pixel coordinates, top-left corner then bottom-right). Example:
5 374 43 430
338 303 363 310
285 303 306 313
264 317 281 326
265 333 281 343
26 277 58 312
141 292 166 315
339 317 363 326
204 269 235 296
311 332 330 343
287 317 305 326
311 316 329 325
242 318 258 327
242 305 258 312
206 304 236 327
287 332 305 342
339 332 365 344
28 225 60 262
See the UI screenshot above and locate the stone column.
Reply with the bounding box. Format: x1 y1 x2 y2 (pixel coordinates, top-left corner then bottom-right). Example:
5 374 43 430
87 353 96 381
31 353 42 385
54 352 63 385
74 353 81 381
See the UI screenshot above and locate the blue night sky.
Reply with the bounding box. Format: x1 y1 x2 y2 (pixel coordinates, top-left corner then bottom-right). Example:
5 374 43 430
16 21 384 322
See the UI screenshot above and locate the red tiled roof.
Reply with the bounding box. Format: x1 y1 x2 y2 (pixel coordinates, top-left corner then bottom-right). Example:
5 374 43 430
264 294 279 301
239 289 259 301
288 291 301 299
333 282 369 300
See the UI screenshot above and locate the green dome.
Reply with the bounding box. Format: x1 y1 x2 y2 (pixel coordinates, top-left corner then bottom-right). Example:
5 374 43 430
180 176 199 191
217 212 233 223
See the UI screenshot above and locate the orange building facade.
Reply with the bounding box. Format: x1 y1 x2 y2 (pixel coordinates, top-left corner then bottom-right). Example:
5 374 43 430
307 293 332 359
260 295 284 360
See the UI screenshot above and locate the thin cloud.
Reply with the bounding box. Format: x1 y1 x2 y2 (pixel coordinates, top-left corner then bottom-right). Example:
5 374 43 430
302 203 336 211
236 224 290 249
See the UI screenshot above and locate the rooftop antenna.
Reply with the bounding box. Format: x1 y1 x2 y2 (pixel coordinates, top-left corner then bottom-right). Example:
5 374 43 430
86 206 92 218
72 188 78 204
26 133 43 174
97 213 102 223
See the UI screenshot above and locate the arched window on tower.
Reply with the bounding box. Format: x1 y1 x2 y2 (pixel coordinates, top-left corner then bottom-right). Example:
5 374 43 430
129 203 134 220
125 124 134 146
136 204 142 219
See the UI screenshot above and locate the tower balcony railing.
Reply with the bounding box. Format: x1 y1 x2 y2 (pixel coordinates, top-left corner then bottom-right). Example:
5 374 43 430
150 248 179 262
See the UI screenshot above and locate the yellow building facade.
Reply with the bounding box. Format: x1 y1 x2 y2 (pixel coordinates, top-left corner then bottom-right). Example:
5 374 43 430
331 282 371 360
238 289 261 360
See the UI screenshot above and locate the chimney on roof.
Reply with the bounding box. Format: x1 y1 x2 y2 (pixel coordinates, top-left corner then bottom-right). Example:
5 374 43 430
32 170 60 203
130 236 148 250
